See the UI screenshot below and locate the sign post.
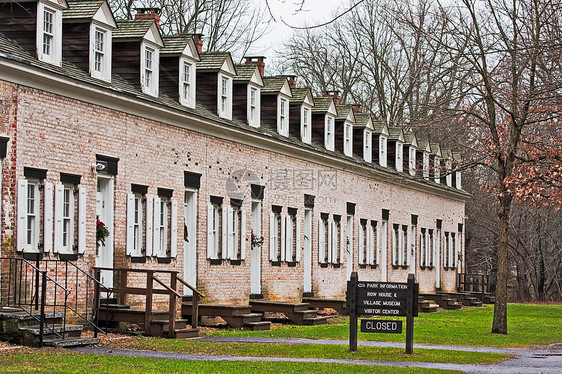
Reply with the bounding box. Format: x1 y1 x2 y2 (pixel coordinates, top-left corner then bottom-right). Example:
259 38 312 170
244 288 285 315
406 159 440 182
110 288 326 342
347 272 418 354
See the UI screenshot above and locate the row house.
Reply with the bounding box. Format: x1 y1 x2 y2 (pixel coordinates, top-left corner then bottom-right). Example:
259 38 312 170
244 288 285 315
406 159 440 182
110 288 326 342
0 0 468 305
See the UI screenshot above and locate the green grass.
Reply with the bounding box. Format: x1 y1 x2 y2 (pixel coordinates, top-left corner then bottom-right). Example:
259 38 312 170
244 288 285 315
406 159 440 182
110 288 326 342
0 349 457 373
103 337 510 365
209 303 562 348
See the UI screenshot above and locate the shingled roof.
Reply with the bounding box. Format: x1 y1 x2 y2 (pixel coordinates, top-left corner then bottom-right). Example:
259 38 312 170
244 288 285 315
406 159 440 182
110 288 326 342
114 20 154 40
336 104 353 121
289 87 311 103
233 64 258 82
262 76 288 93
63 0 104 19
354 113 371 128
162 35 193 55
388 127 404 141
197 52 232 71
312 97 336 113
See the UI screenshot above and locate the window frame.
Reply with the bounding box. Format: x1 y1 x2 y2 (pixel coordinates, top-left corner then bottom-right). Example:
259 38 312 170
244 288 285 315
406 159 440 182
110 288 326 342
141 42 160 97
344 123 353 156
179 58 196 108
90 24 112 81
217 73 233 120
60 184 75 253
363 129 372 162
325 115 335 151
301 105 312 143
247 85 260 127
36 1 62 66
26 180 41 251
278 97 289 136
379 136 387 167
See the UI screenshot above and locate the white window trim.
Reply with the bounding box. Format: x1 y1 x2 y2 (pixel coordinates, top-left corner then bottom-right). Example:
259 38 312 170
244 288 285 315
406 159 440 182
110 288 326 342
301 105 312 144
409 147 416 176
218 73 233 120
17 179 41 252
318 217 327 264
364 130 372 163
446 160 453 186
269 211 281 261
127 193 145 257
434 157 441 183
455 169 462 189
396 142 403 172
179 58 196 108
325 115 335 151
207 203 221 259
247 85 260 128
423 152 430 180
89 24 112 82
278 97 289 136
60 184 75 254
141 41 159 97
36 1 62 66
379 136 387 167
344 123 353 157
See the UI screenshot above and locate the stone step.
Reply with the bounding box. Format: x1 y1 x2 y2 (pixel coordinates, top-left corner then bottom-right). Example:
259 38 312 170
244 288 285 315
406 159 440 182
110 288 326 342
243 321 271 330
43 337 100 348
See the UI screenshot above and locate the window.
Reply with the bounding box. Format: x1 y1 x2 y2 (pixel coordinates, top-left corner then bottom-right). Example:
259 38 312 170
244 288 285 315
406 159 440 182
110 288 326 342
207 202 222 259
318 215 329 264
278 98 289 136
141 43 159 96
269 209 281 262
330 217 343 265
94 29 104 73
301 106 311 143
364 130 372 162
127 191 146 257
37 3 61 65
344 123 352 156
26 181 40 251
180 60 195 107
227 205 246 261
157 198 168 256
379 136 387 167
420 228 426 268
90 26 111 81
423 152 430 180
434 157 441 183
284 210 300 262
396 143 403 172
325 116 335 150
153 192 178 259
455 168 462 189
428 229 435 267
61 186 74 253
249 87 259 127
409 147 416 176
218 75 232 119
445 160 453 186
420 228 434 269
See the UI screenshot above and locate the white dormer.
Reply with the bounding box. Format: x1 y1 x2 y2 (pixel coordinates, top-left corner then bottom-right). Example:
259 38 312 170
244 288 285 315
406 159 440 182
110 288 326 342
217 57 236 120
277 79 292 136
364 128 373 163
379 135 388 167
324 101 337 151
446 159 453 186
340 109 355 157
178 39 199 108
140 23 163 97
300 91 314 144
423 152 430 179
246 68 263 127
456 168 462 189
89 2 117 82
37 0 67 66
434 156 441 183
393 129 405 172
406 135 418 176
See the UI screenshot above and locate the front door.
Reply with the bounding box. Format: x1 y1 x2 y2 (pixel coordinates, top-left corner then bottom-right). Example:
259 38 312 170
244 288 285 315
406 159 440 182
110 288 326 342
250 201 262 295
95 176 114 288
303 208 312 294
183 190 197 295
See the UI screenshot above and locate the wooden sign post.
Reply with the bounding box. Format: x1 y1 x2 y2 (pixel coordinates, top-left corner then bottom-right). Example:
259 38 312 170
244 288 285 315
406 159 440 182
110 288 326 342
347 272 418 353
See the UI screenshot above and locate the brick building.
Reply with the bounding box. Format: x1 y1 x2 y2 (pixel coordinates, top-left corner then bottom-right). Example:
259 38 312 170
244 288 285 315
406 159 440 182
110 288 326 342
0 0 468 305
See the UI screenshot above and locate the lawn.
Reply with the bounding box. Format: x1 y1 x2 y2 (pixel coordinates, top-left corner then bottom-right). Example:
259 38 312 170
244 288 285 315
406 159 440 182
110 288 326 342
0 349 457 374
209 303 562 348
101 337 511 365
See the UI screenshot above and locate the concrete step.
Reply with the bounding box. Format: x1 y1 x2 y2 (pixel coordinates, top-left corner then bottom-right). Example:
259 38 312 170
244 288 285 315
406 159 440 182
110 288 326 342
243 321 271 331
222 313 264 328
43 337 100 348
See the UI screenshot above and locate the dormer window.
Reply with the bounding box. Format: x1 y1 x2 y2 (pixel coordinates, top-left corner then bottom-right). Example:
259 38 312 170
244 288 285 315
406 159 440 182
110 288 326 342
301 106 311 143
446 160 453 186
141 43 159 97
325 116 335 151
434 157 441 183
409 147 416 176
379 136 387 167
180 59 195 108
248 86 260 127
396 143 403 172
344 123 353 156
278 97 289 136
218 74 232 120
37 2 62 65
90 26 112 81
423 152 430 180
364 130 372 162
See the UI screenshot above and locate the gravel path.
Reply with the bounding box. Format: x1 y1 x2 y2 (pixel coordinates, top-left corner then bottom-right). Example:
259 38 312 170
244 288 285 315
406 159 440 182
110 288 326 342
73 337 562 373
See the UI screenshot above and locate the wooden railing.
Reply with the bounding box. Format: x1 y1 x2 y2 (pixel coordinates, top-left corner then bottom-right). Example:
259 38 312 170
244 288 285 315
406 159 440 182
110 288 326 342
93 267 203 336
457 273 491 299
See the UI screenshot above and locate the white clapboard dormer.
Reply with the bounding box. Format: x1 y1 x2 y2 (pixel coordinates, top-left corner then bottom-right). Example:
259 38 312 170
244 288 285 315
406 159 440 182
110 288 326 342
387 127 405 172
233 61 264 128
372 121 389 168
404 131 418 176
353 113 374 163
430 142 442 184
288 86 315 144
196 52 237 120
261 76 293 137
311 97 338 151
335 104 355 157
160 35 200 108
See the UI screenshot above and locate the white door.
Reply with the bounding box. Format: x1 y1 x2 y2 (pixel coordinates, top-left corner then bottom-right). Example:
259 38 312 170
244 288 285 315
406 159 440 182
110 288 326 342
346 215 354 280
250 201 261 295
303 208 312 294
183 190 197 295
95 176 114 288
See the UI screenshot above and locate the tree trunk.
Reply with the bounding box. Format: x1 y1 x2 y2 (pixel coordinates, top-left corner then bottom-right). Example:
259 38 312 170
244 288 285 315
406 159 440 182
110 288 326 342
492 185 512 334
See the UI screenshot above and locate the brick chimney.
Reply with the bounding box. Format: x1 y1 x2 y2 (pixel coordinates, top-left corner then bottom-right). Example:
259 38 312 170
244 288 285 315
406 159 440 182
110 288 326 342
285 75 297 88
192 34 204 53
352 104 362 114
244 56 266 77
323 90 341 105
135 8 161 27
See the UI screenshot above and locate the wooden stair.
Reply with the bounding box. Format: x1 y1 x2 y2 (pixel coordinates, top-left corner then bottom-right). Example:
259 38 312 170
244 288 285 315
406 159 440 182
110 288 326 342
99 302 198 338
249 300 331 325
417 298 439 313
181 303 271 330
441 292 484 307
301 298 347 315
0 307 99 348
420 293 463 310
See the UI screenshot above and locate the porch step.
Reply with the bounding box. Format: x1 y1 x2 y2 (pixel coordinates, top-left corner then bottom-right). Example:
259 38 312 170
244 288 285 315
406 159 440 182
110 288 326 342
98 308 168 324
301 298 347 315
421 293 462 310
172 328 200 339
418 299 439 313
20 324 83 337
149 319 188 335
43 337 100 348
243 321 271 330
250 300 331 325
182 303 270 330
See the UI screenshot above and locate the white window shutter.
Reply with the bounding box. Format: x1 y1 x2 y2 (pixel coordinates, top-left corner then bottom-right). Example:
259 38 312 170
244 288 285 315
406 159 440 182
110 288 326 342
398 229 404 266
391 228 397 266
17 179 28 252
54 183 64 253
78 186 87 254
153 196 161 256
145 196 154 257
368 226 375 265
285 215 293 262
358 226 364 265
269 212 276 261
170 200 178 257
240 209 246 260
222 206 228 259
126 193 135 256
454 234 459 267
207 204 216 259
339 222 345 264
375 226 381 265
327 220 332 263
407 228 412 266
43 182 53 253
280 214 286 262
318 219 325 263
295 216 301 262
227 207 234 259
